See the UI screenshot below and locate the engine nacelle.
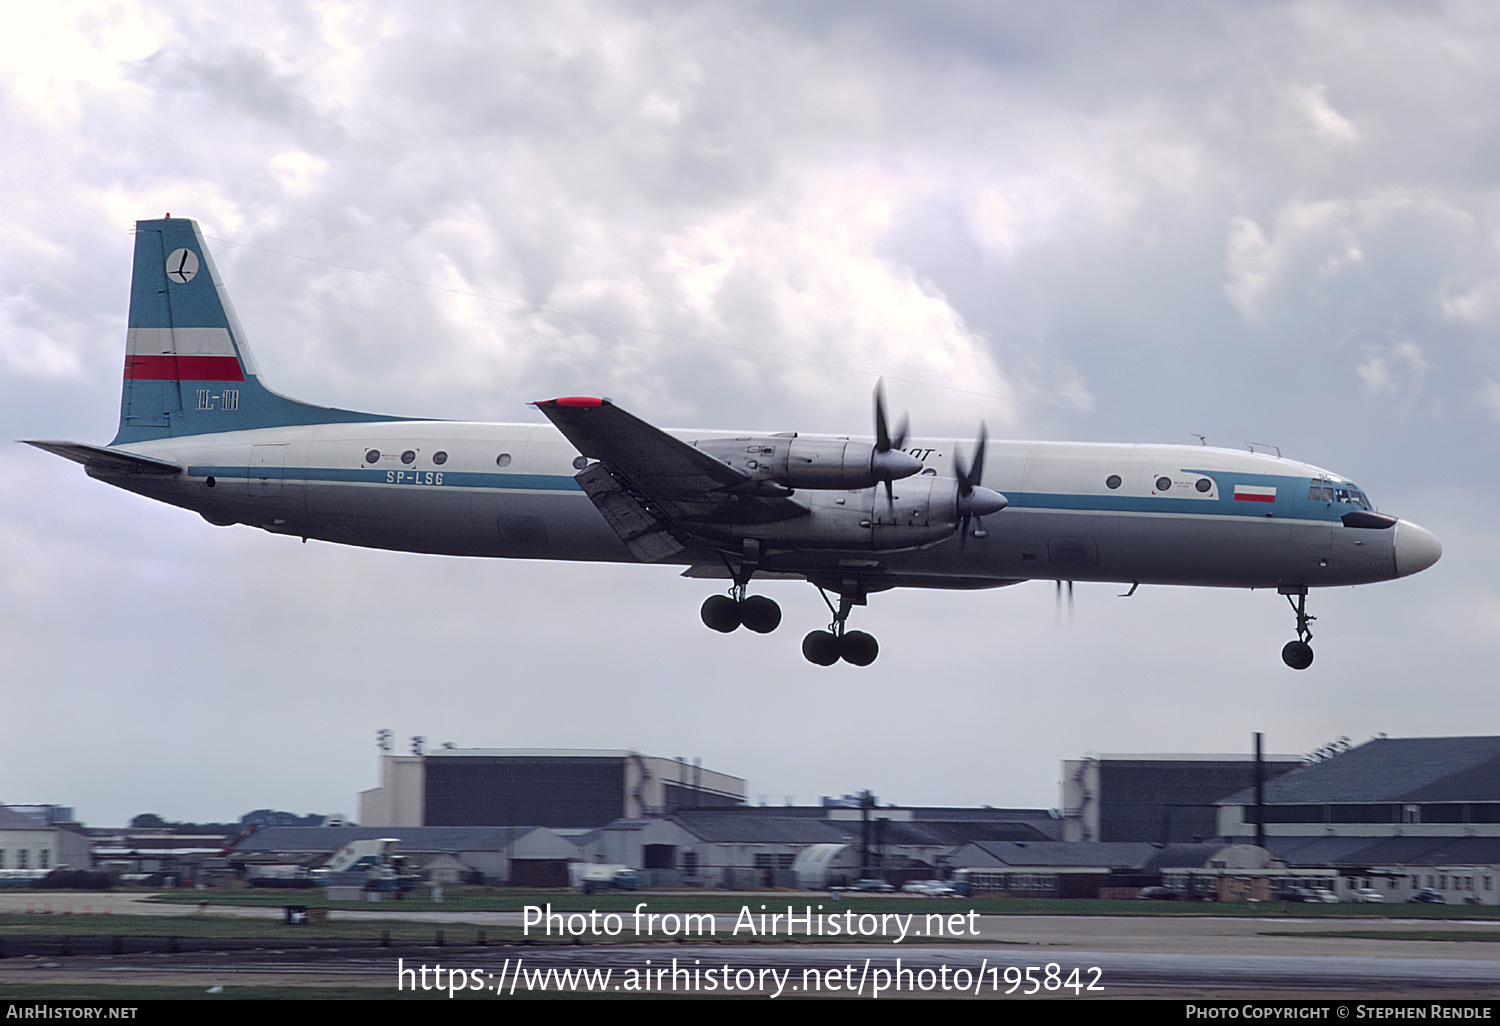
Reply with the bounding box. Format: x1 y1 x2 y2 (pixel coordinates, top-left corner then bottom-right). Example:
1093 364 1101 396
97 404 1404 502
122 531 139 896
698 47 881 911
687 475 1005 553
694 435 921 491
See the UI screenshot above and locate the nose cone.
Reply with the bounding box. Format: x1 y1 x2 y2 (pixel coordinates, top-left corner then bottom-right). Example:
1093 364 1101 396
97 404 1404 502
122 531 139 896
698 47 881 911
961 486 1009 518
1394 520 1442 577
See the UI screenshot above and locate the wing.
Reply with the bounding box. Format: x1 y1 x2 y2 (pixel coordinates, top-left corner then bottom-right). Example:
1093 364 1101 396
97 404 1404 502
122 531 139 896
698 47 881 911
534 397 807 559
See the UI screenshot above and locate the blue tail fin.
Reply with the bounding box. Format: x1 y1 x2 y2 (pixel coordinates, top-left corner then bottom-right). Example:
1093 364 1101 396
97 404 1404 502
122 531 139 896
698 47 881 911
112 218 403 444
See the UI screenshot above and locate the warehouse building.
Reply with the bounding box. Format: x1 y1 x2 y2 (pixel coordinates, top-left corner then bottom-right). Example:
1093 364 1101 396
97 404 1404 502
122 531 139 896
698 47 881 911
1216 735 1500 903
1061 752 1303 842
359 748 745 828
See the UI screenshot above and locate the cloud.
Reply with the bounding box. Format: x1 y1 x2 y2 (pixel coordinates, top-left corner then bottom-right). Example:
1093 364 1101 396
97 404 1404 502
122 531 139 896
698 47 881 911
7 1 1500 824
1356 341 1428 394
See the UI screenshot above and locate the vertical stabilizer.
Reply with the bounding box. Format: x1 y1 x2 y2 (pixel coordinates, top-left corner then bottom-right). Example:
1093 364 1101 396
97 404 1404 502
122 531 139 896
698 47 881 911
112 217 401 443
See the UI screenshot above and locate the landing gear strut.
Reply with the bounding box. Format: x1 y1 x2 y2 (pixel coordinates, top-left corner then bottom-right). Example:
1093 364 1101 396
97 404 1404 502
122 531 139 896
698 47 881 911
802 587 879 666
1280 587 1315 670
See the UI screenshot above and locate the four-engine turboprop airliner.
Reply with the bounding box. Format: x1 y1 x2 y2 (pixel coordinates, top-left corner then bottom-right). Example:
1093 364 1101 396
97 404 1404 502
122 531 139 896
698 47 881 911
26 217 1442 668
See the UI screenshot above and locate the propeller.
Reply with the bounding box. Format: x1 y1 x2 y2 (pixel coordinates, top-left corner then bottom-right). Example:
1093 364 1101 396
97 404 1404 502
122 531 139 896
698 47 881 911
871 380 920 515
1055 580 1075 627
954 422 1007 547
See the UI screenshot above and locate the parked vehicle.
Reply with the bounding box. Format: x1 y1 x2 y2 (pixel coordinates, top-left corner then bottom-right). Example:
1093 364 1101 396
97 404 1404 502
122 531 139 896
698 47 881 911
1407 888 1446 904
901 880 956 897
1136 886 1181 900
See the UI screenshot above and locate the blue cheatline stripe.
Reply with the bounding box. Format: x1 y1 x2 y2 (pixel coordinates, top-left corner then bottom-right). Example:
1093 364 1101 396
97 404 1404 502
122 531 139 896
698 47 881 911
186 466 583 491
178 465 1363 521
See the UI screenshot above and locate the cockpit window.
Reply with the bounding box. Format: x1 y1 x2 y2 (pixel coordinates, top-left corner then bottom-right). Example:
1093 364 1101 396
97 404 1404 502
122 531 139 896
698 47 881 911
1308 477 1372 510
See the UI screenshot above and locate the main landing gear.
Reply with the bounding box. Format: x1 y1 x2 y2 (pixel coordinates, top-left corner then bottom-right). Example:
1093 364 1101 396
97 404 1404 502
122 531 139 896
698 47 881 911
1280 586 1316 670
700 586 782 635
700 581 879 666
801 587 878 667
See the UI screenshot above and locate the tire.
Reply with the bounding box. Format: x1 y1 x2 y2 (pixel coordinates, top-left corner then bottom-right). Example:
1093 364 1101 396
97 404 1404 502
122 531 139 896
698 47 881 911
840 630 879 666
739 595 782 634
701 594 741 633
1281 640 1314 670
802 630 840 665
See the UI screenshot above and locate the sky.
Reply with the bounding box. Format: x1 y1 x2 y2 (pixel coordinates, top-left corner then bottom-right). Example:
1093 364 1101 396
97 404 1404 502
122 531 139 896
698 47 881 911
3 1 1496 826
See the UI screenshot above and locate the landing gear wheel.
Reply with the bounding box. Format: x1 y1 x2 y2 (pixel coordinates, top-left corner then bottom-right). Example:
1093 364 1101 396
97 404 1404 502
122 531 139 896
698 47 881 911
739 595 782 634
701 594 741 633
802 630 841 666
1281 640 1314 670
1280 589 1316 669
839 630 879 666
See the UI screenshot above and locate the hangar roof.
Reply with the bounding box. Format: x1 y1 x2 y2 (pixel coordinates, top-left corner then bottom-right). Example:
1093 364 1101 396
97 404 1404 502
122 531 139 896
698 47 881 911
234 826 574 854
664 810 1056 846
1268 835 1500 867
955 841 1231 870
1219 737 1500 805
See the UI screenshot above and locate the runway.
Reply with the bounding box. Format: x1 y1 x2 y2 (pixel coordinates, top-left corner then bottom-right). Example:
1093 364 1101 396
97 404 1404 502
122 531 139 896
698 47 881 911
1 895 1497 998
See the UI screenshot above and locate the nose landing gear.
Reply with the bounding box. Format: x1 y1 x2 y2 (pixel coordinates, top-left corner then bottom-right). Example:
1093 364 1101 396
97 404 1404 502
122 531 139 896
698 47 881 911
1280 587 1315 670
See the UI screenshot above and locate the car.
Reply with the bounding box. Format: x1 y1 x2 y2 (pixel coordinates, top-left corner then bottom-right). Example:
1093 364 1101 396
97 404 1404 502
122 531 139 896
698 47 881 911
901 880 957 897
852 879 895 893
1407 888 1446 904
1352 888 1385 903
1274 887 1320 902
1136 886 1182 900
1308 888 1340 903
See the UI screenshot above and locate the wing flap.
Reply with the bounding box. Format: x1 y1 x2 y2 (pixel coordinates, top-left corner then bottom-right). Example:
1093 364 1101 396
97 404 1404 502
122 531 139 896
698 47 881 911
575 463 687 562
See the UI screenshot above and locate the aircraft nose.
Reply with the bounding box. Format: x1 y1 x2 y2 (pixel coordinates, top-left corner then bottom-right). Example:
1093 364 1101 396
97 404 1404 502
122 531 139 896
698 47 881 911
1394 519 1442 577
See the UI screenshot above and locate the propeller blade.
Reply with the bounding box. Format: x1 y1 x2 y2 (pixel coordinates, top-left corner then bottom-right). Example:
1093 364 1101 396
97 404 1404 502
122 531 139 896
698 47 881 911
871 379 921 489
874 380 892 453
890 412 908 453
968 422 988 489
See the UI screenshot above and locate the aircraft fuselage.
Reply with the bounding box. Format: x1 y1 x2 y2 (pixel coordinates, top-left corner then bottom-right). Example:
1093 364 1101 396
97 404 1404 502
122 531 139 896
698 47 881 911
96 420 1429 593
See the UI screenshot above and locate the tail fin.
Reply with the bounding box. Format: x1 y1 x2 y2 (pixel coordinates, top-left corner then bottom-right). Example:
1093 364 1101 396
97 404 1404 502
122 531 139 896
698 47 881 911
112 217 402 444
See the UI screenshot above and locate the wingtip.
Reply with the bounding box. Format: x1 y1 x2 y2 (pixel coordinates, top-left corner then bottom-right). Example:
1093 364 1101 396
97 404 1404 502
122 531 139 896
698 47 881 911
535 396 610 408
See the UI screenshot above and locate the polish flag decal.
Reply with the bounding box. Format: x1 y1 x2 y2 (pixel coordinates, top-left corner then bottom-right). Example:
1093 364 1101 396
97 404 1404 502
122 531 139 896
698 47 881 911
1234 484 1277 503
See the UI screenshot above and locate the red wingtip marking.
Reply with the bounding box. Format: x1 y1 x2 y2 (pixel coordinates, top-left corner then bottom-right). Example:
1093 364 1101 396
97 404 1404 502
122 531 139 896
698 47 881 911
552 396 605 407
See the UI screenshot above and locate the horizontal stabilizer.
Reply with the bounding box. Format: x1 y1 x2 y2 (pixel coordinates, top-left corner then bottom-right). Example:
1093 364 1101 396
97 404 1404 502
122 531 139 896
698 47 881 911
22 440 182 475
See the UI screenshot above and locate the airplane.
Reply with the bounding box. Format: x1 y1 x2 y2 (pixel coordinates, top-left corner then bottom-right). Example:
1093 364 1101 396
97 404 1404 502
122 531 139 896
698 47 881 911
25 217 1442 669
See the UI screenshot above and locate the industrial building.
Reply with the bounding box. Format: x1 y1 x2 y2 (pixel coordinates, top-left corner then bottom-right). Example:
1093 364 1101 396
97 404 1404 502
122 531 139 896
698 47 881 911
231 826 582 886
1216 735 1500 903
590 805 1062 888
0 806 91 878
1061 752 1304 842
359 748 746 828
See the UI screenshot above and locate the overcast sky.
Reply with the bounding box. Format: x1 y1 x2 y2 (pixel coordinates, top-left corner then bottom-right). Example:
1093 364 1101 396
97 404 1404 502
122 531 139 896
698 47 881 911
3 2 1495 826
